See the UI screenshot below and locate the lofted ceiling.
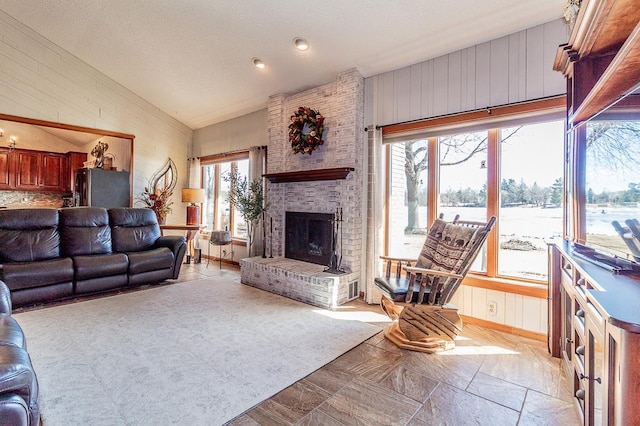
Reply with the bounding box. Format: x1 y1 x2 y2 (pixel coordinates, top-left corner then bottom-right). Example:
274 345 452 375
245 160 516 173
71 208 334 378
0 1 567 130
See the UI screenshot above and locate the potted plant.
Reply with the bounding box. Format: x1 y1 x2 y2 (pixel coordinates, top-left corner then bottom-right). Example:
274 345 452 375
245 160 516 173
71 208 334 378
224 166 265 256
137 183 174 224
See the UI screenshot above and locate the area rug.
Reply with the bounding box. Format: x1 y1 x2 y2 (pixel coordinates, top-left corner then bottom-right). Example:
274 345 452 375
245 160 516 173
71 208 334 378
15 276 381 425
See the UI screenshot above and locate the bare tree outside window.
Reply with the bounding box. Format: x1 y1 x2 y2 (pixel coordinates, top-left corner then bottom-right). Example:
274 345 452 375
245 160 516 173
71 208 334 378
585 120 640 259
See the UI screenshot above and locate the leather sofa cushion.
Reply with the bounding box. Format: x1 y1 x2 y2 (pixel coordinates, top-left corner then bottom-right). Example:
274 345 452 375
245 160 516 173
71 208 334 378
2 258 74 291
374 276 425 303
127 247 174 274
109 208 161 252
0 209 60 262
0 314 26 349
73 253 128 280
60 207 112 256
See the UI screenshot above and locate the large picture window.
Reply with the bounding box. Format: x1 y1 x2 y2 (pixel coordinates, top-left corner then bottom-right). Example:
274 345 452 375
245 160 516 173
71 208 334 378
201 153 249 239
497 121 564 279
383 100 564 284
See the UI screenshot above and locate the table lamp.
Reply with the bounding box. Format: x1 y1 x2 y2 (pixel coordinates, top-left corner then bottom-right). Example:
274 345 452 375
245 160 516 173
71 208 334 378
181 188 205 225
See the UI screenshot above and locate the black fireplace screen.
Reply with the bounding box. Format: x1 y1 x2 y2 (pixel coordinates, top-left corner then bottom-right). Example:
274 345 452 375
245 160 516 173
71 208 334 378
285 211 334 265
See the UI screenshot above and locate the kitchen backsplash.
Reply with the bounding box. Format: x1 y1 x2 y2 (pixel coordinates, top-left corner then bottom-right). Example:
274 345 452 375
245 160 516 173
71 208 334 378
0 191 65 208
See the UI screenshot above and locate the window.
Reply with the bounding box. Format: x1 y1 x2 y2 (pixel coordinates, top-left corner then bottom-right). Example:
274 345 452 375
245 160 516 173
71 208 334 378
439 130 488 272
382 99 565 284
498 122 564 279
386 140 429 259
201 153 249 239
583 119 640 260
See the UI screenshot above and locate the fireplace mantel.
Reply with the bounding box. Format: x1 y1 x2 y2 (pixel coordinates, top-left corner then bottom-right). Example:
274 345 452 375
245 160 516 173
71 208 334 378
263 167 354 183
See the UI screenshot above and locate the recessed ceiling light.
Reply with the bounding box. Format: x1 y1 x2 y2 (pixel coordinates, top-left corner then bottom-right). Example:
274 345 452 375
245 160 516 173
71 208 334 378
252 57 266 69
293 37 309 51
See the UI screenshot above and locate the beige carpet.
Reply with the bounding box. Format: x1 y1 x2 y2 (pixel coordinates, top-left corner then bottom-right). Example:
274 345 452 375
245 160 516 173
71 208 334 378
15 276 381 425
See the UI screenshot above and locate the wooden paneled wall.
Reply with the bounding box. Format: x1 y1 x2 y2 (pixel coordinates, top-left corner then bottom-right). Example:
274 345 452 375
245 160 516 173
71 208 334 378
365 19 567 127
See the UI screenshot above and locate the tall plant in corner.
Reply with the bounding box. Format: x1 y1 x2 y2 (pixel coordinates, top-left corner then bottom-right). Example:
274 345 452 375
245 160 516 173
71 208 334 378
224 166 266 257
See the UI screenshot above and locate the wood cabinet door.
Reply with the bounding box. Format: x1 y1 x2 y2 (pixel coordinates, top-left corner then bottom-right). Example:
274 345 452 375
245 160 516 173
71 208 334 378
0 152 14 189
15 150 41 190
40 152 65 190
585 314 605 426
66 152 87 192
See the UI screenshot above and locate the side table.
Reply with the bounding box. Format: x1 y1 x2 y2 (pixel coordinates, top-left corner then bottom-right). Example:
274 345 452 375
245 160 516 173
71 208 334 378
209 230 232 269
159 224 205 263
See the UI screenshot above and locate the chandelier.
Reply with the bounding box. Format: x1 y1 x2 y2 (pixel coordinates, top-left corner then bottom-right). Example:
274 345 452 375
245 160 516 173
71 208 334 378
0 129 16 154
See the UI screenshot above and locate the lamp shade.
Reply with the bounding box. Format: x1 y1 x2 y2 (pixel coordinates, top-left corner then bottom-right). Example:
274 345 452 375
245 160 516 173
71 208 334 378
181 188 205 203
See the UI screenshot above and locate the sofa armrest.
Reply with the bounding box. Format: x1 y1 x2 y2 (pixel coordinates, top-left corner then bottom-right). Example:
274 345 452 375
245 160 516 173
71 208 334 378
0 394 29 426
154 235 186 254
154 236 187 279
0 280 12 314
0 346 39 425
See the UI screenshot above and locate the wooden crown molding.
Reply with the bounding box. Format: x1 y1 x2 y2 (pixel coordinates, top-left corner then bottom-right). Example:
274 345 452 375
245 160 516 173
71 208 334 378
0 113 135 140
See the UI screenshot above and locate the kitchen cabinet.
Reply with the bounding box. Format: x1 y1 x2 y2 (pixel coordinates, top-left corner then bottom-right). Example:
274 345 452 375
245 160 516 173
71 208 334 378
39 152 65 190
0 152 12 189
15 150 40 190
66 151 87 193
15 150 65 191
549 241 640 425
0 149 78 193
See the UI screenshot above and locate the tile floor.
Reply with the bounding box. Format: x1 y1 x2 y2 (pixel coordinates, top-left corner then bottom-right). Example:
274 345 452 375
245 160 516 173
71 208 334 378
177 261 581 426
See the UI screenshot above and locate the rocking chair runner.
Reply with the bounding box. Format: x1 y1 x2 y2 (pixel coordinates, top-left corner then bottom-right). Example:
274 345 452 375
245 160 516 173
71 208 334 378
374 215 496 353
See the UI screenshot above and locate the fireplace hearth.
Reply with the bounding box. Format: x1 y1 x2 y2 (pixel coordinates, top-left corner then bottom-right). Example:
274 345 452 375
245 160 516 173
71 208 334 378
285 211 334 266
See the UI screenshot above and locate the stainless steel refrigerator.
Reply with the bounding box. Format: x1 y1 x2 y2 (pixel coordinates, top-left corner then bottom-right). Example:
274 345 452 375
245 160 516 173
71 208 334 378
75 168 130 208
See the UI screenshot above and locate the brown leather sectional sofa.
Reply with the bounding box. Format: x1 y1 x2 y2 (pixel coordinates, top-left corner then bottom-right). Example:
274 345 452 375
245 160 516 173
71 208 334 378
0 207 187 308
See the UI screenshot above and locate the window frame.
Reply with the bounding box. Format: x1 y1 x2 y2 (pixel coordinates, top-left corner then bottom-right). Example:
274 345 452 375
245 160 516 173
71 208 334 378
380 96 566 297
200 151 250 244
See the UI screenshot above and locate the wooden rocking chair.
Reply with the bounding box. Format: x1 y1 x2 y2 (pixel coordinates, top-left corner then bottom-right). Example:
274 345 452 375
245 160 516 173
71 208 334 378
374 215 496 353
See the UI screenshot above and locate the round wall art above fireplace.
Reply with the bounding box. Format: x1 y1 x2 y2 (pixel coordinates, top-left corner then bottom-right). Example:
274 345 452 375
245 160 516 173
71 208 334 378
289 106 325 155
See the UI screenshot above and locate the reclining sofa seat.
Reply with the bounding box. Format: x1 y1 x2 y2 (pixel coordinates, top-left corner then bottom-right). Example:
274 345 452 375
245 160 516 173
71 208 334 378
0 209 74 307
108 207 184 285
59 207 129 295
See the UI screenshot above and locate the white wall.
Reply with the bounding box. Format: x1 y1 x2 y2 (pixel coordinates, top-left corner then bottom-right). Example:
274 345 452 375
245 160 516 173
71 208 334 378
193 109 267 157
365 19 567 127
0 10 192 225
449 286 549 335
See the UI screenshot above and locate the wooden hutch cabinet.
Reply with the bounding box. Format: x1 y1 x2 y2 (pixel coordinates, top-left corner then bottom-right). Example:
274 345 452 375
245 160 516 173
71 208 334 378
550 0 640 425
549 242 640 425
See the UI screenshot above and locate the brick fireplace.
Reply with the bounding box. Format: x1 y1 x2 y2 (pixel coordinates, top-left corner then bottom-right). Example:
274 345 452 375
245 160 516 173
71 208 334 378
240 69 365 309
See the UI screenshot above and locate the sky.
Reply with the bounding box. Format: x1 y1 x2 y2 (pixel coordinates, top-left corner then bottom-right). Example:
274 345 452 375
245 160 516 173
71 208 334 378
440 120 565 191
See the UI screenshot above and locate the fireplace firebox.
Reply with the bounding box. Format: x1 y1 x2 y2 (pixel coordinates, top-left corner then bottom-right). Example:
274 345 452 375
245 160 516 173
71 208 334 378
285 211 334 266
